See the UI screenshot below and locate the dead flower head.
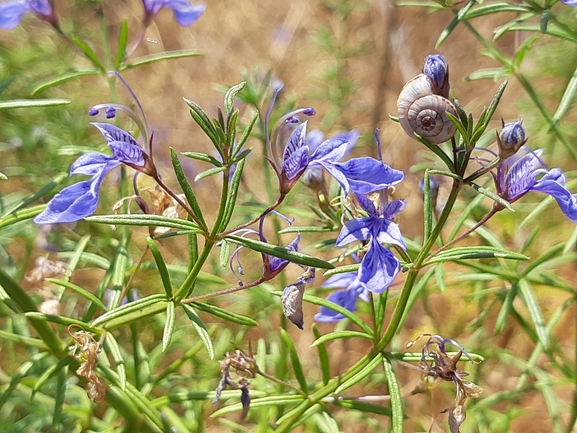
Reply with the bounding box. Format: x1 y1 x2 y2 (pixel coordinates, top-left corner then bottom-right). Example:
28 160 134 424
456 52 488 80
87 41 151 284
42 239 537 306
213 345 259 420
406 334 482 433
25 257 68 286
68 325 107 403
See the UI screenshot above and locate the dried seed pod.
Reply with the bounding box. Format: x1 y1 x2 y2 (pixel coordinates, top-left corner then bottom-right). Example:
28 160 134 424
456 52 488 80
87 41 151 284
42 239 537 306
397 74 458 144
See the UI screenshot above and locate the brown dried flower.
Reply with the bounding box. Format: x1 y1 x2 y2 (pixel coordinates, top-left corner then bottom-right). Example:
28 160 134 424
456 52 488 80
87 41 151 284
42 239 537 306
406 334 482 433
213 345 258 420
68 326 107 403
25 257 68 286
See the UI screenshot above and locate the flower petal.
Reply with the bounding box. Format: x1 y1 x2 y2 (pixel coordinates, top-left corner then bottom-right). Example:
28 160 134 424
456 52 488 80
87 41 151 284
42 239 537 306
531 168 577 221
336 217 373 246
70 153 119 176
29 0 52 17
322 271 358 289
283 145 309 181
358 240 400 293
374 219 406 250
268 234 300 273
163 0 206 26
91 123 145 166
330 158 405 195
309 138 349 163
314 288 357 322
0 0 28 29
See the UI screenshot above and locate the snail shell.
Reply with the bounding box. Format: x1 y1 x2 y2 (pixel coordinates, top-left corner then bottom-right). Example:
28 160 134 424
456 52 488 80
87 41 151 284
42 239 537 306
397 74 458 144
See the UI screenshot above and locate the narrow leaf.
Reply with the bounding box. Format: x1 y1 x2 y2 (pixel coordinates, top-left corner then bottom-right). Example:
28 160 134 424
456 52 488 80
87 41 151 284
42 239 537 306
436 0 476 47
280 329 307 392
220 158 246 231
32 69 100 95
195 166 226 181
224 82 246 117
0 98 70 109
115 20 129 69
51 365 67 432
86 213 201 231
91 294 166 327
219 240 230 268
184 98 219 146
519 279 548 349
103 332 127 390
71 36 105 70
226 235 334 269
383 357 404 433
182 304 215 359
162 301 176 352
312 324 330 385
147 237 173 298
124 49 202 69
550 64 577 129
181 151 222 166
46 278 107 311
311 330 372 346
303 294 373 335
190 301 257 327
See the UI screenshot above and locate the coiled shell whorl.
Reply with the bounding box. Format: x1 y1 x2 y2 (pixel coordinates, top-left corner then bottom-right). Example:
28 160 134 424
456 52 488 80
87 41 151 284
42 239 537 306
397 74 457 144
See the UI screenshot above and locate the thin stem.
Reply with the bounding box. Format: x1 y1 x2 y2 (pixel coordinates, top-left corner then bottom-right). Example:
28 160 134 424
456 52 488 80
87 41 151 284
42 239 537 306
180 277 265 304
174 240 215 300
211 168 231 237
126 26 146 58
425 207 499 262
153 174 207 232
257 369 306 396
219 193 286 237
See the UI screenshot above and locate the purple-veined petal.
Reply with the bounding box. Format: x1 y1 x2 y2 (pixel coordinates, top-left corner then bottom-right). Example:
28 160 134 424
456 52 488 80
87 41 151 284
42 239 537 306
91 123 145 167
91 122 140 149
108 140 146 167
309 138 349 163
283 145 309 181
383 199 406 220
331 158 405 195
504 151 544 200
355 193 376 216
314 288 357 322
283 122 308 165
0 0 28 29
322 271 358 289
70 153 119 176
531 168 577 222
163 0 205 26
336 217 373 246
374 219 406 250
358 240 400 293
317 161 350 194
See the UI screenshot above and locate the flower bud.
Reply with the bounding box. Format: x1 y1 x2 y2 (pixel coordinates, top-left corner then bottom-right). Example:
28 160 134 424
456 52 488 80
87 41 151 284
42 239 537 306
424 54 450 98
497 120 527 159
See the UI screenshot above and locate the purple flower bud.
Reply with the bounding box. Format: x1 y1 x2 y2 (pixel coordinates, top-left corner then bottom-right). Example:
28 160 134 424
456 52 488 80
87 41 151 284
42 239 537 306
105 107 117 119
423 54 450 98
497 120 527 159
88 107 99 116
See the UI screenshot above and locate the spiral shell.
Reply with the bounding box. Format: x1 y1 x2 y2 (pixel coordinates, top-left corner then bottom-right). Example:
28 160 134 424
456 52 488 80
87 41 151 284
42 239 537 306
397 74 457 144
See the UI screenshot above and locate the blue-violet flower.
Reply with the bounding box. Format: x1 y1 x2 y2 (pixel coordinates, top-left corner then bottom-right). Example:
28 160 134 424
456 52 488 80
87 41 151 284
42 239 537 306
142 0 205 27
0 0 56 29
336 192 406 293
314 270 367 322
495 148 577 221
34 123 155 225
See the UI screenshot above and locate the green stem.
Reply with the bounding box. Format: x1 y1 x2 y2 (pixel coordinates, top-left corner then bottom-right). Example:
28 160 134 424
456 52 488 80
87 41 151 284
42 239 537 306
211 168 231 236
275 179 463 432
174 240 215 301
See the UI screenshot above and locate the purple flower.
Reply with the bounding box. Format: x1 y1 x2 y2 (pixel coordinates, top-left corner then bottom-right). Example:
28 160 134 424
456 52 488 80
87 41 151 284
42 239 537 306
423 54 449 98
495 148 577 221
314 271 366 322
142 0 205 26
0 0 56 29
34 123 153 225
561 0 577 6
336 193 406 293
